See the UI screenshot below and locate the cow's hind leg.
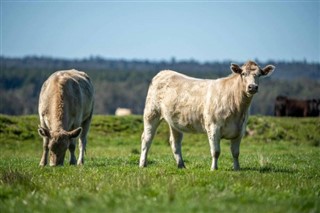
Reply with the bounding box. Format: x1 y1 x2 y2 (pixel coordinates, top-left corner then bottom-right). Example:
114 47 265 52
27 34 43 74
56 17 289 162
77 113 93 165
139 115 161 167
169 126 185 168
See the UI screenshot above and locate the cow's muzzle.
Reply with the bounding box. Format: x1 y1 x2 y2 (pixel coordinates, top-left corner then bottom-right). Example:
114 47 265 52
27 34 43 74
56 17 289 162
49 152 65 166
248 84 258 94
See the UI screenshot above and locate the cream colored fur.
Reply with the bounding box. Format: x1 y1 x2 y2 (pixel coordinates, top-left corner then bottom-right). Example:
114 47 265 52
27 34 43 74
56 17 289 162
38 69 94 166
139 61 275 170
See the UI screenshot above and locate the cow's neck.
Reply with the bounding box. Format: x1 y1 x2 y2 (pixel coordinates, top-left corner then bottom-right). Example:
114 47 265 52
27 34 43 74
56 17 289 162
226 74 253 115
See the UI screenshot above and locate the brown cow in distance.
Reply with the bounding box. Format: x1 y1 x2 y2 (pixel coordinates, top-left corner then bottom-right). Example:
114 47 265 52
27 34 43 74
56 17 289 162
274 96 320 117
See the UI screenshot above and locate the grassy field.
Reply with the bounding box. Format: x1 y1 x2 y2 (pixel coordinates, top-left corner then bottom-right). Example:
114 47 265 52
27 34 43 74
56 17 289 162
0 115 319 213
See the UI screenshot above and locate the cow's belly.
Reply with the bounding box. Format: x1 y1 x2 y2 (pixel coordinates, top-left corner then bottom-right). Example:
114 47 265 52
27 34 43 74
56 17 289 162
221 120 245 139
163 112 205 133
170 121 205 133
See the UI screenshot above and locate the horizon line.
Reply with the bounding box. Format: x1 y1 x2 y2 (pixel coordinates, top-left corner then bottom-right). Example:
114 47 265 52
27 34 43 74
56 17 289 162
1 54 319 64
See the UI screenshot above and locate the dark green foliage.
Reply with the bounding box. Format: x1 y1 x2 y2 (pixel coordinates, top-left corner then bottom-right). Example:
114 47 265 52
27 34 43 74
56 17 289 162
0 115 38 142
1 56 319 115
246 116 320 146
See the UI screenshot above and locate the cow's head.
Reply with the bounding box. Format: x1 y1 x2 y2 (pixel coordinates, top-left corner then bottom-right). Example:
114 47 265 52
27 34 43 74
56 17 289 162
38 127 82 166
231 61 275 97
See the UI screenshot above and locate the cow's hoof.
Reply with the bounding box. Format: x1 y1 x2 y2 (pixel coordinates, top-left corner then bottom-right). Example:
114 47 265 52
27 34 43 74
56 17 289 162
177 164 186 169
139 160 147 168
77 160 84 166
139 163 147 168
39 161 47 167
70 159 77 165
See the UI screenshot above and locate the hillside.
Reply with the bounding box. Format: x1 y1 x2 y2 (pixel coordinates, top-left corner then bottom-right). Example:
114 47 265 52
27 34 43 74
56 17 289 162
1 56 319 115
0 114 319 148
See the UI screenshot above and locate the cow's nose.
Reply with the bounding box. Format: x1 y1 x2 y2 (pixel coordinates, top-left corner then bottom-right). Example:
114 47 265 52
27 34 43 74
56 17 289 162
248 84 258 93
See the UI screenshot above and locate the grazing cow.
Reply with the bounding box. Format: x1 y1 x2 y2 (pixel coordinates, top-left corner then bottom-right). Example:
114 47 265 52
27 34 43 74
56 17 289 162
274 96 320 117
139 61 275 171
38 69 94 166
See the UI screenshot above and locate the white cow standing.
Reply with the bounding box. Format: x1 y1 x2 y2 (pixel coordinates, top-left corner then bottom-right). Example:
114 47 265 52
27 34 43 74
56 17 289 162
139 61 275 170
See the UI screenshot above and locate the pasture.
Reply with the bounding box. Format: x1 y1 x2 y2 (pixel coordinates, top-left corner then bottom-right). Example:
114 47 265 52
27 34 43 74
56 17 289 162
0 115 319 212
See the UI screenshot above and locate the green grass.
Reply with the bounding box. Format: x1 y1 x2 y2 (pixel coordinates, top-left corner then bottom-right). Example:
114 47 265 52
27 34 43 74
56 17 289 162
0 115 319 213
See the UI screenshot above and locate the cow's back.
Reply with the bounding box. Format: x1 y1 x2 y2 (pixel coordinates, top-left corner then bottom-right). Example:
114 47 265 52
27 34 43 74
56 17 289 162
149 70 210 102
39 69 94 130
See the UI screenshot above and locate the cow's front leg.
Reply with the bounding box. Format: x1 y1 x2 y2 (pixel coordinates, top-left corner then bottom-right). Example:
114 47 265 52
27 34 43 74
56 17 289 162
230 137 241 171
39 138 49 166
69 139 77 165
207 125 221 171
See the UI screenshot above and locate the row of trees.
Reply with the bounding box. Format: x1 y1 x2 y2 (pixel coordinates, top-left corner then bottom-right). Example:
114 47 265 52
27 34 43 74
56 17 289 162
1 56 319 115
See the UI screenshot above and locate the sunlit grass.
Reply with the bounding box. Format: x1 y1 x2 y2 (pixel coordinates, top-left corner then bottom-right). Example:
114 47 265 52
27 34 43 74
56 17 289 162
0 115 319 212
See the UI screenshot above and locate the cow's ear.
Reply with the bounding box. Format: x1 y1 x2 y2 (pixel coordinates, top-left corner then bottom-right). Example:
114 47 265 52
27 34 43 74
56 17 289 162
230 63 242 74
261 65 275 77
68 127 82 139
38 126 50 138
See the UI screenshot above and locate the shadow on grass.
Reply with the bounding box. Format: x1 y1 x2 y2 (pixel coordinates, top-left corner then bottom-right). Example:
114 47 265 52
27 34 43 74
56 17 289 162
88 157 156 168
0 168 38 191
241 166 296 174
87 157 296 173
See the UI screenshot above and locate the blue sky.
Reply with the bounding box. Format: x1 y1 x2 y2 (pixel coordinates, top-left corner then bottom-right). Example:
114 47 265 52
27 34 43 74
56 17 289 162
1 1 319 62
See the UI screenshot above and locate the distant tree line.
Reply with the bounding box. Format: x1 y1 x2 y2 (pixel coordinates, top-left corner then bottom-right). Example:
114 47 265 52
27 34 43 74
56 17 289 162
0 56 319 115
